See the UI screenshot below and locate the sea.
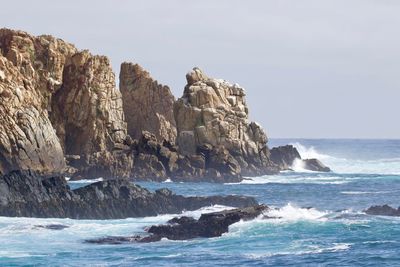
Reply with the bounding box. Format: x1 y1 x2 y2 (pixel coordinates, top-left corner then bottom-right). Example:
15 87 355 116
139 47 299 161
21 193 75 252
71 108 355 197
1 139 400 266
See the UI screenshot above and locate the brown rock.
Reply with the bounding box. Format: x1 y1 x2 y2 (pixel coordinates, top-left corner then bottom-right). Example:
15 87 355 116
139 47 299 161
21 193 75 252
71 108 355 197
0 29 77 175
174 67 277 177
50 50 130 179
119 62 176 143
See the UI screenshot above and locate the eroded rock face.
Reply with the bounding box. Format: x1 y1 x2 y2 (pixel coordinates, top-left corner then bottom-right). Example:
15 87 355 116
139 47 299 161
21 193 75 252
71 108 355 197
50 50 131 179
174 68 277 177
0 29 77 175
0 29 132 178
120 62 176 142
52 51 127 155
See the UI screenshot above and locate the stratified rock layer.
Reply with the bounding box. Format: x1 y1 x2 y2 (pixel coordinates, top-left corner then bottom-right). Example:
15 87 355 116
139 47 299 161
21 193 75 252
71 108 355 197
174 68 278 178
120 62 176 142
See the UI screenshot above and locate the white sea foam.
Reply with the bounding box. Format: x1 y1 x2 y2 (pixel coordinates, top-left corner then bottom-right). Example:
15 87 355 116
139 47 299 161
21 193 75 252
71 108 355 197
68 177 104 184
245 242 351 259
230 174 351 185
265 203 329 222
291 142 331 161
290 142 400 175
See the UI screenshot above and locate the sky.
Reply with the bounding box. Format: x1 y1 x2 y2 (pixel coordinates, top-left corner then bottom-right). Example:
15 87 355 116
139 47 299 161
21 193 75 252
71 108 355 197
1 0 399 138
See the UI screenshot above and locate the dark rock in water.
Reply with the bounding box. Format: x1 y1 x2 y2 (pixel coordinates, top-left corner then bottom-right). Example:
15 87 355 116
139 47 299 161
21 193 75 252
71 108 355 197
302 159 331 172
145 205 268 241
85 205 268 244
34 224 69 230
270 145 301 169
0 170 258 219
84 235 143 245
365 205 400 216
270 145 331 172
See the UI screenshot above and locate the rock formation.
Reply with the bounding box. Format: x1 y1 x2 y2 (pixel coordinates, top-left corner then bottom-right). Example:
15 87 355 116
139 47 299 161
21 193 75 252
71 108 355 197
85 205 269 244
174 68 278 178
0 29 77 175
51 51 131 179
270 145 331 172
0 28 330 182
0 170 258 219
119 62 176 142
365 205 400 217
270 145 301 169
0 29 131 179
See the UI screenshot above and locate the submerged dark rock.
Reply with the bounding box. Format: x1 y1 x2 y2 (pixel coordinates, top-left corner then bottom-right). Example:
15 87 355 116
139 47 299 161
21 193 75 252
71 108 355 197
0 170 257 219
365 205 400 217
34 224 70 230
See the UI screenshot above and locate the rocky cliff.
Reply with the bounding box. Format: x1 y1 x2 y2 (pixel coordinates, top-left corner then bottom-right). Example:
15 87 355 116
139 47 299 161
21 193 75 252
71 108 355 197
0 29 132 179
0 28 329 182
174 68 278 177
0 29 77 175
51 51 131 179
119 62 176 142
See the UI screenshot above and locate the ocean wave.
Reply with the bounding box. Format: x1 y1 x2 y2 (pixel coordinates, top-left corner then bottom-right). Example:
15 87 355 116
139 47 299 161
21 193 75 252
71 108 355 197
0 205 233 237
245 242 351 259
233 174 352 185
265 203 329 222
341 190 397 195
290 142 332 161
290 142 400 175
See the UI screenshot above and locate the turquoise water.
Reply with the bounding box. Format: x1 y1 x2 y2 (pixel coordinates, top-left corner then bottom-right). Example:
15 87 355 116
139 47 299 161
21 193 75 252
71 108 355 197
1 139 400 266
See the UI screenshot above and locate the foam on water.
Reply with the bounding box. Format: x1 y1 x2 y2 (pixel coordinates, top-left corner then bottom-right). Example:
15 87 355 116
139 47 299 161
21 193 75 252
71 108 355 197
291 142 400 175
68 177 104 184
233 174 353 185
265 203 329 222
1 139 400 266
245 243 351 259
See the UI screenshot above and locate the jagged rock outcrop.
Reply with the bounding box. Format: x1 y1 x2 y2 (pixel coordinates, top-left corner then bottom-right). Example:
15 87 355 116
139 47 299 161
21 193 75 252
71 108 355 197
174 68 278 178
0 28 330 181
0 170 258 219
0 29 77 175
85 205 268 244
120 62 176 142
270 145 301 169
51 51 131 179
270 145 331 172
129 131 241 183
0 29 132 178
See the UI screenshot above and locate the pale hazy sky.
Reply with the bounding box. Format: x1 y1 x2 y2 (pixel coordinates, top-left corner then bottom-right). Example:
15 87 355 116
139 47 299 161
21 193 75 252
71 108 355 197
1 0 399 138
